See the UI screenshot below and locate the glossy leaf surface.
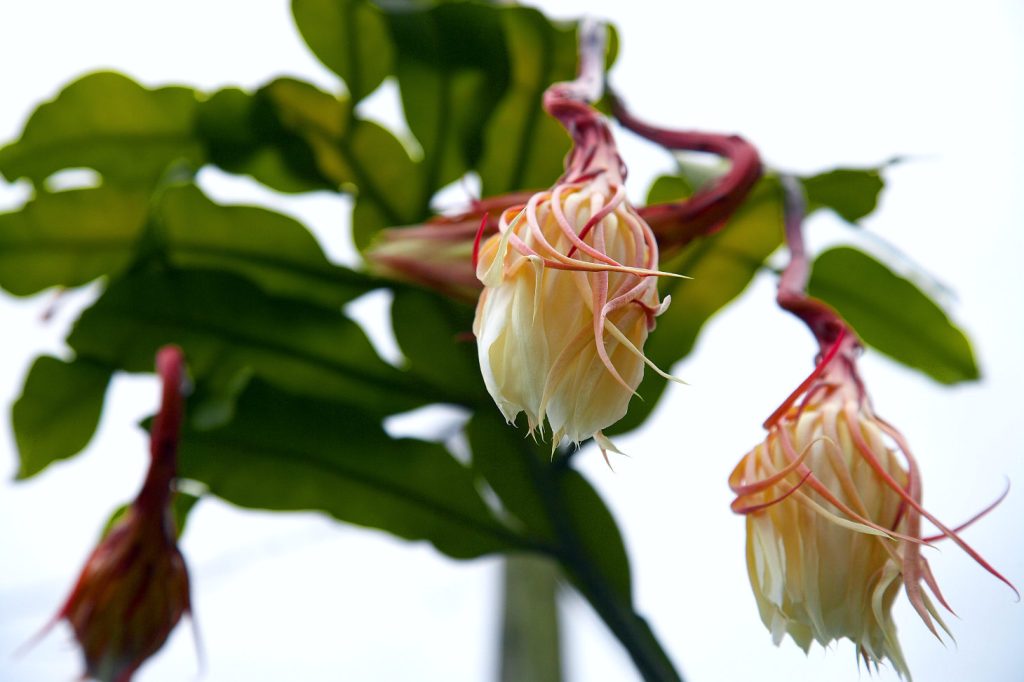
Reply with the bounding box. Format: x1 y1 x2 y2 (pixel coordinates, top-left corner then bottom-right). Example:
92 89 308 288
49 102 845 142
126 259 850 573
809 246 979 383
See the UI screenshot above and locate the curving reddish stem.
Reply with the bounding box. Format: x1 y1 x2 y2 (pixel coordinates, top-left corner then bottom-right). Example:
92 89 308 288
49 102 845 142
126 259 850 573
611 94 763 251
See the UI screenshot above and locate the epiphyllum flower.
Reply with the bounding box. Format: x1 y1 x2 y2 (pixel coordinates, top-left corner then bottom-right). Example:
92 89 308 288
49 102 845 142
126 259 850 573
473 71 679 452
731 328 1014 678
45 346 194 682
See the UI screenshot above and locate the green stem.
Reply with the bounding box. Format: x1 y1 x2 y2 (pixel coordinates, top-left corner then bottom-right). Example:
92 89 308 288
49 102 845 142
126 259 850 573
500 555 563 682
521 443 683 682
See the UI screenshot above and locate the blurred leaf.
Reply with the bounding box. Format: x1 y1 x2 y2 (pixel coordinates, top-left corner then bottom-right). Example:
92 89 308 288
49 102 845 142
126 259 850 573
196 84 336 193
802 166 886 224
345 117 421 225
468 413 555 539
645 175 692 205
101 492 201 540
0 72 202 186
253 78 354 187
611 177 784 434
159 184 376 307
554 468 632 603
477 7 578 195
385 2 509 197
291 0 394 102
12 356 112 479
809 246 979 383
0 180 377 305
0 185 149 296
66 268 438 415
201 77 420 238
179 380 520 558
468 412 631 602
391 288 486 404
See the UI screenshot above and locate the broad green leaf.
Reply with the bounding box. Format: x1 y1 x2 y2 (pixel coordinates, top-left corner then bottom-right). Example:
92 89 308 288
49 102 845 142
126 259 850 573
347 116 425 246
0 72 202 186
13 356 112 479
555 468 632 604
391 288 487 405
101 492 201 540
291 0 394 102
809 246 979 383
477 7 578 195
66 268 439 415
802 166 886 224
179 380 520 558
254 78 354 187
208 78 420 233
346 118 421 225
610 177 784 434
159 184 376 307
385 2 509 198
0 185 149 296
468 412 631 602
196 85 335 193
468 412 555 539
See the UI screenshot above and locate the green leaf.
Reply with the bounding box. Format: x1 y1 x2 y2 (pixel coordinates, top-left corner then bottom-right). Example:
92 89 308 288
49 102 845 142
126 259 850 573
66 268 437 415
206 78 421 233
610 177 784 434
809 246 979 383
159 184 376 307
196 84 336 193
346 118 422 224
252 78 354 188
645 174 692 205
291 0 394 102
802 166 886 224
12 356 112 479
0 72 203 186
391 288 487 405
0 185 149 296
468 413 555 539
468 412 631 602
179 380 520 558
554 468 632 604
477 7 579 195
385 2 509 197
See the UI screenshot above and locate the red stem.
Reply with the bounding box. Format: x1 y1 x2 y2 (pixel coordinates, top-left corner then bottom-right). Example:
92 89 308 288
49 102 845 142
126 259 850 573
611 94 762 250
138 345 186 513
543 20 626 184
776 174 849 354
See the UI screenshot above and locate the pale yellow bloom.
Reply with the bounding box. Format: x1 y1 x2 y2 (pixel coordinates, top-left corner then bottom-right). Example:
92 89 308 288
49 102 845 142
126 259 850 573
473 169 677 451
731 332 1013 679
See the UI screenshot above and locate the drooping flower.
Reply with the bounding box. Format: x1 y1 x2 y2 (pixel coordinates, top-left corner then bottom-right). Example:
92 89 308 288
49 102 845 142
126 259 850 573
731 329 1014 678
47 345 194 682
473 83 679 453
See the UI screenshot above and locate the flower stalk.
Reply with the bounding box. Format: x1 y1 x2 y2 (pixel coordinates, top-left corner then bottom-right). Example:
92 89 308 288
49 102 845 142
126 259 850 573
610 94 762 253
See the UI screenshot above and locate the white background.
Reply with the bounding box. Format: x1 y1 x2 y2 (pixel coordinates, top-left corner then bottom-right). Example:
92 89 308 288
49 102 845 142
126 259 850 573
1 1 1022 681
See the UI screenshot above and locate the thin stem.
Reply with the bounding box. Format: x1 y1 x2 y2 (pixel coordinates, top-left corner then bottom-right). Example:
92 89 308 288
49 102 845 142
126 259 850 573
521 446 683 682
543 21 626 184
139 345 186 513
775 174 849 353
611 94 762 251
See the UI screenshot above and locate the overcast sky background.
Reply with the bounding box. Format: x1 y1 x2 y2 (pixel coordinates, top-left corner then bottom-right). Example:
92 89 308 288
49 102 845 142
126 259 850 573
1 1 1022 681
